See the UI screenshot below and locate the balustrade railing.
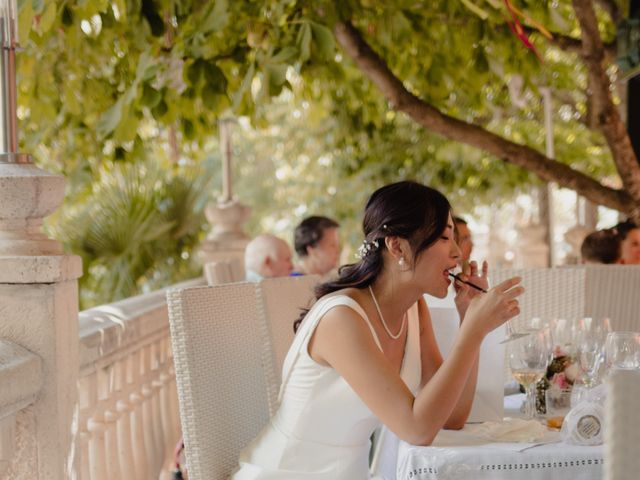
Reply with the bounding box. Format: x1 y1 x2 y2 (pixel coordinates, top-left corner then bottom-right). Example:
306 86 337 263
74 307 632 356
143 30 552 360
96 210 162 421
76 277 205 480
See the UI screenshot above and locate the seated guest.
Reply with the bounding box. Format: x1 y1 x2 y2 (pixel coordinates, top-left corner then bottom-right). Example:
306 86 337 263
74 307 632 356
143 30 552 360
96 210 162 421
614 220 640 265
244 234 293 282
454 216 474 269
292 215 341 277
580 229 622 264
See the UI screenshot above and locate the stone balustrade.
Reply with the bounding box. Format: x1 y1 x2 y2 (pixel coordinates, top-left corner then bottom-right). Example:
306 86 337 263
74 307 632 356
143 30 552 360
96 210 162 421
75 276 205 479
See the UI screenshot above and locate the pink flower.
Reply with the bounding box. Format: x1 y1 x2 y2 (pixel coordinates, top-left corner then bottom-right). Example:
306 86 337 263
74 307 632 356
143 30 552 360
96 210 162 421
551 372 570 389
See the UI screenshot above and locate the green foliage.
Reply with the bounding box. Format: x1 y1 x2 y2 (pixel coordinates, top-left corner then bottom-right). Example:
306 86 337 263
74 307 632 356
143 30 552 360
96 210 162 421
16 0 624 304
53 158 213 308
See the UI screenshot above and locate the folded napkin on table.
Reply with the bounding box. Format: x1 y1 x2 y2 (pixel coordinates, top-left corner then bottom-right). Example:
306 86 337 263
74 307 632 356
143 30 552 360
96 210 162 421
467 418 548 443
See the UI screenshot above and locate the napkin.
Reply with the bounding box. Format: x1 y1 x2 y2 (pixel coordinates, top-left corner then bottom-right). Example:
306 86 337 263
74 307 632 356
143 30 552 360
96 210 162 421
468 418 548 443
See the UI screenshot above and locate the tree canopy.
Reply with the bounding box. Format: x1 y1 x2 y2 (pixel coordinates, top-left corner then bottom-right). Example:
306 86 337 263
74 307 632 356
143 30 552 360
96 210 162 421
15 0 639 303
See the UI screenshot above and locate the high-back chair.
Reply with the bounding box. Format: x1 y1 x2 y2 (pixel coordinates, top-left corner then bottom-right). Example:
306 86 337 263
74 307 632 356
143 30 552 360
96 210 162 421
167 283 273 479
490 267 586 333
259 275 319 382
204 258 244 285
583 265 640 332
490 268 586 380
605 369 640 480
167 276 320 479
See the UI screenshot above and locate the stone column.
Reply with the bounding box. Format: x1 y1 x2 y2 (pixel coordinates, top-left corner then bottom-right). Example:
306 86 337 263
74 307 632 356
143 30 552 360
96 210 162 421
514 223 550 268
199 118 250 269
0 158 82 479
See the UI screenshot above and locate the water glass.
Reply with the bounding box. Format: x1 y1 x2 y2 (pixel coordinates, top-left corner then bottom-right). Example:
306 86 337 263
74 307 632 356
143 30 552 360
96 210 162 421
605 332 640 370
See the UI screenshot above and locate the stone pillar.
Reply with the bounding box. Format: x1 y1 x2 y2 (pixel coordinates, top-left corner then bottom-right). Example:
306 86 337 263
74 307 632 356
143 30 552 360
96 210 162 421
564 224 591 265
514 223 550 268
0 158 82 479
199 118 251 269
199 199 251 267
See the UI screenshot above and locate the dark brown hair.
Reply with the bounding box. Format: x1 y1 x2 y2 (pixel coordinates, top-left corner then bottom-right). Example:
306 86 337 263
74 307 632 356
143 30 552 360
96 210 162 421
294 181 451 332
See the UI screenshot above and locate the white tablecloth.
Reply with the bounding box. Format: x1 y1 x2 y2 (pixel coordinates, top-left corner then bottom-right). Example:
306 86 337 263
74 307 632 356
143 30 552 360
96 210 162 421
396 428 603 480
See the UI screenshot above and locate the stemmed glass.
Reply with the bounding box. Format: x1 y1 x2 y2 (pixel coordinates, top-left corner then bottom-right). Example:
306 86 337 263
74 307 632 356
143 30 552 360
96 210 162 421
605 332 640 370
508 325 552 418
576 318 611 387
501 320 530 344
501 317 542 345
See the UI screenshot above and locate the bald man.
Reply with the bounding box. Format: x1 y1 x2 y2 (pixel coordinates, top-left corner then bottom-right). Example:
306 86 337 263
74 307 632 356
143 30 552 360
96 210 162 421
244 234 294 282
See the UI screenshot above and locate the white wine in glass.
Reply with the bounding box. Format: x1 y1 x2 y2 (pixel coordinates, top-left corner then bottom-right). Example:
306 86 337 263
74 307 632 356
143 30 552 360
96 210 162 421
509 327 551 419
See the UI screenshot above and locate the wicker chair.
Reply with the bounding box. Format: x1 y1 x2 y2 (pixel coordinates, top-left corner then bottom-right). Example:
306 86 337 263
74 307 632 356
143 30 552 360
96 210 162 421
583 265 640 332
203 259 244 285
258 275 318 382
167 276 320 479
604 369 640 480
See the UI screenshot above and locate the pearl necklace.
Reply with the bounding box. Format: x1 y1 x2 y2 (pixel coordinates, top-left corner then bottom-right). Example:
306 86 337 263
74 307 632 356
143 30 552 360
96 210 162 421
368 285 406 340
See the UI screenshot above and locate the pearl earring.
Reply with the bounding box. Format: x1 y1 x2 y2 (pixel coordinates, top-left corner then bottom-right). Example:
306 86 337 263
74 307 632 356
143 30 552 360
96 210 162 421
398 257 405 267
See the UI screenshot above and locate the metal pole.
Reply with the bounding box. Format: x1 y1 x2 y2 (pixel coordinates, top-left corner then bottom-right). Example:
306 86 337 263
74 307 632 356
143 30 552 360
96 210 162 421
0 0 29 163
541 87 555 267
218 118 234 203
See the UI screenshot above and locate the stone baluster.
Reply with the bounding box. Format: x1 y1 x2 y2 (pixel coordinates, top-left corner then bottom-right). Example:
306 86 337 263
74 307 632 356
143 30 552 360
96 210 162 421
99 366 122 480
157 338 178 452
77 375 95 480
148 341 165 476
85 372 108 480
141 344 162 478
128 350 150 479
113 359 136 477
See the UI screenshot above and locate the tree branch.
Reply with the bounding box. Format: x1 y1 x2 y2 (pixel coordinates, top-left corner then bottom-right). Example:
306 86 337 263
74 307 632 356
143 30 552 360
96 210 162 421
518 25 616 62
572 0 640 213
334 20 633 214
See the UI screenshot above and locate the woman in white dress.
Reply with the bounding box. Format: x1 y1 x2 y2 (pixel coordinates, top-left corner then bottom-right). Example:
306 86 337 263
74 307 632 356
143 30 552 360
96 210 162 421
232 181 522 479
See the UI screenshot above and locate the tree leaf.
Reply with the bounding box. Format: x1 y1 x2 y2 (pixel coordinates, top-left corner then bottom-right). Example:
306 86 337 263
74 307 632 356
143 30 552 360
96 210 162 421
199 0 228 34
232 61 255 112
270 46 298 64
203 61 228 93
140 83 162 108
96 99 123 138
297 22 312 62
39 1 57 33
310 21 335 60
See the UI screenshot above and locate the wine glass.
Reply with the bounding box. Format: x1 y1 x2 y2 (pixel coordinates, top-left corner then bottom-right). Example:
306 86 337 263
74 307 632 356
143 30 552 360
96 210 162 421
576 317 611 387
501 317 542 345
605 332 640 371
508 326 551 418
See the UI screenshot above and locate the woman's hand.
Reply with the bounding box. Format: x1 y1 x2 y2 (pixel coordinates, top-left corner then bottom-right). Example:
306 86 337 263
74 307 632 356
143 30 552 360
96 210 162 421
453 260 489 321
461 276 523 338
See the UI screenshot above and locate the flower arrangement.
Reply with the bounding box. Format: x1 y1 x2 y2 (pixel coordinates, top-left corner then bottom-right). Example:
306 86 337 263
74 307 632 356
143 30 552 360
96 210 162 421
535 346 580 414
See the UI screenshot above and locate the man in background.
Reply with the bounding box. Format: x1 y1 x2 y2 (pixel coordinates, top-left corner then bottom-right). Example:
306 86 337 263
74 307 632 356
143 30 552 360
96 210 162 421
292 216 341 277
454 216 474 268
244 234 294 282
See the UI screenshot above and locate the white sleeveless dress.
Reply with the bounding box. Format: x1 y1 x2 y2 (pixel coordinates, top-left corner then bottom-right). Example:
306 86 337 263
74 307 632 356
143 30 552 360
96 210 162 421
231 294 422 479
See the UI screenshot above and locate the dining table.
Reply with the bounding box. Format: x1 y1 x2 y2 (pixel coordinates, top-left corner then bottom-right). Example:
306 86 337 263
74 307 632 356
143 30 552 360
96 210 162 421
391 394 604 480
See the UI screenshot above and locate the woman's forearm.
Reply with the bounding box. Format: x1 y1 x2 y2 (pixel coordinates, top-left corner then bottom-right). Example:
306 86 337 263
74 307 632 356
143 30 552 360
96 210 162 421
444 353 479 429
409 332 482 445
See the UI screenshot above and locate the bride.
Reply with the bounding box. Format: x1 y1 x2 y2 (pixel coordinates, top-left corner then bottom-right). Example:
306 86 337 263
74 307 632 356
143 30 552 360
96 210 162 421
232 181 522 479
